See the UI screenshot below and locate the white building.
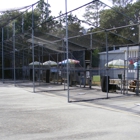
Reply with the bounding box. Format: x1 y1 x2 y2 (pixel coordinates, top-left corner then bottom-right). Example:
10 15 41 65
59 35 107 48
99 46 140 79
120 46 139 60
121 46 140 79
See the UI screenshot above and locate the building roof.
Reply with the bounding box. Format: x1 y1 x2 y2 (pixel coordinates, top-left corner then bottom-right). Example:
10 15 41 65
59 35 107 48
99 45 139 55
119 46 139 51
99 49 124 55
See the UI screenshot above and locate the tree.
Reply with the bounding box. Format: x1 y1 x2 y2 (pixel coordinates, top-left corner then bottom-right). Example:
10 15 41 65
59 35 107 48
110 0 133 7
92 48 100 67
35 0 51 24
83 0 140 47
100 0 140 44
53 13 83 38
0 10 26 43
83 1 104 27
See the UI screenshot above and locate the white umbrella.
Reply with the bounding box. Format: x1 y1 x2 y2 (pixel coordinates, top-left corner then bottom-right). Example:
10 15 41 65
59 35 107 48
59 59 80 65
43 60 57 66
29 61 42 66
105 59 126 68
133 61 140 69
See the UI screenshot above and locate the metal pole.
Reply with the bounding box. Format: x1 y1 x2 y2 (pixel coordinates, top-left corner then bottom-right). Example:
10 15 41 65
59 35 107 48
136 15 140 95
136 46 140 95
23 50 24 80
22 14 24 34
62 41 66 90
42 45 43 82
32 5 35 92
89 34 92 88
65 0 70 102
105 31 109 98
126 46 129 94
13 22 16 86
27 48 29 80
57 53 58 84
83 50 86 88
49 54 51 82
123 61 125 94
139 14 140 44
39 46 40 83
2 28 4 83
121 75 122 94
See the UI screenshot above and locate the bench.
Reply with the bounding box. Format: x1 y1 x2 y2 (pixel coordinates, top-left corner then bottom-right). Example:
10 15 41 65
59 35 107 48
129 85 136 92
61 78 77 86
129 80 140 92
109 84 117 92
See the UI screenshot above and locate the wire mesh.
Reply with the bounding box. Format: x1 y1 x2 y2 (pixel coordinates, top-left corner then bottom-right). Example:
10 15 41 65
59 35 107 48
0 0 140 101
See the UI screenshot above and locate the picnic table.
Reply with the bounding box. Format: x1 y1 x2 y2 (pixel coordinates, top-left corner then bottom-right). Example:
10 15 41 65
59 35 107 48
129 80 140 92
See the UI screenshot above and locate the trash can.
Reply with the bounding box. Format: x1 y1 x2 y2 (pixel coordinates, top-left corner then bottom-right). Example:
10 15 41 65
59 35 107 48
46 70 50 83
118 74 122 79
101 76 110 92
81 76 85 85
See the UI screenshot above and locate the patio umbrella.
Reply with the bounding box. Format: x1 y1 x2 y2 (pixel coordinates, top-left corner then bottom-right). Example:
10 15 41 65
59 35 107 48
133 61 140 69
59 59 80 65
29 61 42 66
43 60 57 66
105 59 126 68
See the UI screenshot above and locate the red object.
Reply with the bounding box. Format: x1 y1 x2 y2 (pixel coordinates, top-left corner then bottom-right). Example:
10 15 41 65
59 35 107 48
129 60 133 64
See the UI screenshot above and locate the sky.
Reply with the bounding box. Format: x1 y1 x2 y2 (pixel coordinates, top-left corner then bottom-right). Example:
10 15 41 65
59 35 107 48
0 0 112 29
0 0 112 16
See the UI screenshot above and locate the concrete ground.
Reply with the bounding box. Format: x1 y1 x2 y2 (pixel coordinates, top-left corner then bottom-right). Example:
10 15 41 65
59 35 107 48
1 81 140 140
